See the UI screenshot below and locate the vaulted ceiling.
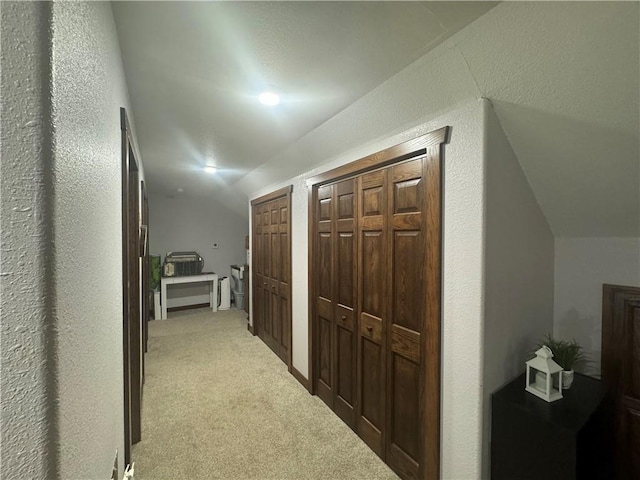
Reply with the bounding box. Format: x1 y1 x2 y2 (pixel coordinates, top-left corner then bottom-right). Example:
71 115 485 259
113 1 639 237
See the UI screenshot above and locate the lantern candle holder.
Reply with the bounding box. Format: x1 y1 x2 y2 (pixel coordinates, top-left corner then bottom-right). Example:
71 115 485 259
525 345 563 402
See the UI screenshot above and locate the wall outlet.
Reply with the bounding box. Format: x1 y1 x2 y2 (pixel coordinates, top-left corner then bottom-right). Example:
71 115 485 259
212 243 219 249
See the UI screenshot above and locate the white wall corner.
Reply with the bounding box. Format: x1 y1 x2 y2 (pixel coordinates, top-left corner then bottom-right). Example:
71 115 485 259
481 101 555 478
1 2 59 478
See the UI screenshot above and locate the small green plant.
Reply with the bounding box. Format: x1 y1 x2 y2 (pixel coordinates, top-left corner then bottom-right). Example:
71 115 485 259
535 334 586 371
150 255 161 291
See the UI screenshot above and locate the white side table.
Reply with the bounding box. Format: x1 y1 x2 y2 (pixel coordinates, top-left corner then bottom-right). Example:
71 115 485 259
160 273 219 320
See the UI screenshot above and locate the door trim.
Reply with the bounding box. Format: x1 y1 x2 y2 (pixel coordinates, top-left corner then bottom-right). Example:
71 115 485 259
250 185 293 207
307 127 450 480
305 127 449 187
120 107 142 463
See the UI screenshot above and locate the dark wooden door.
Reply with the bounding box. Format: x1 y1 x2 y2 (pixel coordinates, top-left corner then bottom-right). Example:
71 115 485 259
251 187 292 368
334 179 358 429
315 184 334 406
386 158 427 480
357 168 388 458
602 284 640 479
313 180 358 428
309 128 448 480
120 108 143 463
126 151 141 446
141 183 149 357
261 203 271 340
253 204 264 336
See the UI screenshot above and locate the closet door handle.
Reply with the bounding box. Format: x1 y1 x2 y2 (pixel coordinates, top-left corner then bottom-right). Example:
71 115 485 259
366 325 373 333
341 315 347 321
263 282 267 286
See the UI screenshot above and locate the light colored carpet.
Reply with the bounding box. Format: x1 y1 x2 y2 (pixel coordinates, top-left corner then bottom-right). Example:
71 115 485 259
132 307 398 479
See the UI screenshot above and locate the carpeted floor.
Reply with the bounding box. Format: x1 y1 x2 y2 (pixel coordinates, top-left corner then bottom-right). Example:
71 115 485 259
132 307 398 479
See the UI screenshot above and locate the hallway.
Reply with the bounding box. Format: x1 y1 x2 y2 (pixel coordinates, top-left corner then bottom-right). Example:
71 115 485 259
133 308 398 479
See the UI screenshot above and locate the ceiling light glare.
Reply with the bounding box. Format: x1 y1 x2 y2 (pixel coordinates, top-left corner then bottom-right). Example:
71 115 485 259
259 91 280 106
204 165 217 174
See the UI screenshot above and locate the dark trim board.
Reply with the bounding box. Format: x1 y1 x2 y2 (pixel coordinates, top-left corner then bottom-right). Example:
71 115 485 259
247 323 255 335
305 126 449 186
291 366 311 392
250 185 293 206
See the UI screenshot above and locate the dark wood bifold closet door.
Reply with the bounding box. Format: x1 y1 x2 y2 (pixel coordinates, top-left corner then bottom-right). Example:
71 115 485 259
315 184 334 406
251 187 292 368
357 169 388 456
334 180 358 428
309 128 449 480
385 158 425 479
314 180 358 429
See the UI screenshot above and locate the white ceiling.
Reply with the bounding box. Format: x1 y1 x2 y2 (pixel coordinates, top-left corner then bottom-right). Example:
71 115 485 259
112 2 496 194
114 1 639 237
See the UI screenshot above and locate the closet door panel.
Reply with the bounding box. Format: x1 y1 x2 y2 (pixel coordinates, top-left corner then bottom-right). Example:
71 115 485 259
262 278 271 338
393 231 422 332
251 188 292 368
334 179 357 428
279 199 290 356
357 170 387 458
387 158 424 479
262 207 271 338
262 211 270 278
318 231 332 300
271 205 281 343
361 232 384 316
392 354 420 458
254 206 263 333
317 306 333 405
315 185 334 406
337 233 354 306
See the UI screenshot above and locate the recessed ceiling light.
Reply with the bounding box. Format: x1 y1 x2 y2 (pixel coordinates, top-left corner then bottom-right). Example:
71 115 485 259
204 165 217 174
259 91 280 106
177 187 184 193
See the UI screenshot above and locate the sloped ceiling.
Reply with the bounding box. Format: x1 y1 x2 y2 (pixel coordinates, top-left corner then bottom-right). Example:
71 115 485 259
114 1 639 237
113 2 495 193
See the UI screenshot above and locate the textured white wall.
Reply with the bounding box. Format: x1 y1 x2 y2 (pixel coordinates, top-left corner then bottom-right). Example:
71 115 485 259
2 2 141 478
148 193 248 306
51 2 143 478
554 237 640 377
482 104 555 477
1 2 57 478
250 100 487 479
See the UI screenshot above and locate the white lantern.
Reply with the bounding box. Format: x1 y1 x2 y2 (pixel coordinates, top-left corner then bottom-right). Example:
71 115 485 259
525 345 563 402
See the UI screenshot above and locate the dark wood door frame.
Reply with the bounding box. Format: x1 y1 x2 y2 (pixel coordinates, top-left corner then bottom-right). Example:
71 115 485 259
307 127 449 480
121 107 143 464
602 283 640 478
141 182 149 360
250 185 293 371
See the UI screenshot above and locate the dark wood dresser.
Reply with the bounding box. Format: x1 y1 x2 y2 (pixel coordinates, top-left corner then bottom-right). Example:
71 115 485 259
491 372 613 480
